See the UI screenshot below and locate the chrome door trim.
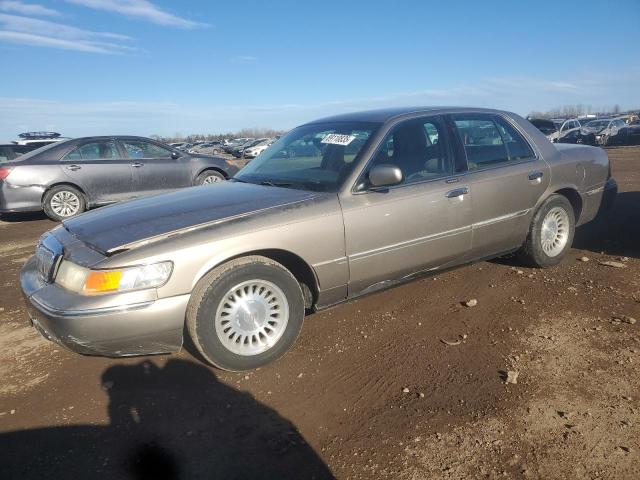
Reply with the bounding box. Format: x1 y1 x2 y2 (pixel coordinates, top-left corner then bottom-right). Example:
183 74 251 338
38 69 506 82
348 208 531 262
349 225 472 262
471 209 530 229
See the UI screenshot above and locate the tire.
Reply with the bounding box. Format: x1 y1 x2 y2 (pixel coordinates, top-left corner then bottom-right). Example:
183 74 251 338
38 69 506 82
42 185 86 221
518 194 575 268
187 256 305 371
196 170 225 185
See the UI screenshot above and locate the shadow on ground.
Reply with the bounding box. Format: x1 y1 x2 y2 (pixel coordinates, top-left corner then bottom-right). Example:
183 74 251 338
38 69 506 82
0 211 50 223
0 359 334 480
491 191 640 267
573 191 640 259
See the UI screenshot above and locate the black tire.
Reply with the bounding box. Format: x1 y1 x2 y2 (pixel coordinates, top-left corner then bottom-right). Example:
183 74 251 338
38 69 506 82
42 185 86 222
518 194 575 268
187 256 305 371
195 170 225 185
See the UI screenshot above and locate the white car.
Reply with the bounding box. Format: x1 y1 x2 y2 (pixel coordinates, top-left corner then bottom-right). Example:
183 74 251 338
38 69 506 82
244 139 274 159
547 119 582 143
14 132 70 148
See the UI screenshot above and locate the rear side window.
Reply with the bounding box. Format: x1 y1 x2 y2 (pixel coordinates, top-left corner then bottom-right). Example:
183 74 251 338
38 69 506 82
453 115 534 170
121 140 172 159
494 117 535 161
64 141 120 161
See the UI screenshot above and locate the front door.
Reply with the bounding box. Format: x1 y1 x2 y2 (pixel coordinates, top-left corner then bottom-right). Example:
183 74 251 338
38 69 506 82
340 115 473 295
119 139 191 196
60 139 135 205
448 113 550 258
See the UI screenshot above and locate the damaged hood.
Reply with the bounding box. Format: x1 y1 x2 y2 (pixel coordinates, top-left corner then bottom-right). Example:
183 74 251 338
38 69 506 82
62 182 318 254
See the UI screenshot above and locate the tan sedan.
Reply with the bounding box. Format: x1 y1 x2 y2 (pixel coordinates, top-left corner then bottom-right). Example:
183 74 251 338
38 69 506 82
21 107 617 370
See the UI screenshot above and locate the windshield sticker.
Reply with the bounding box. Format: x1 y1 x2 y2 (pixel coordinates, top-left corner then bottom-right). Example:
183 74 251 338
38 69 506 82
321 133 356 146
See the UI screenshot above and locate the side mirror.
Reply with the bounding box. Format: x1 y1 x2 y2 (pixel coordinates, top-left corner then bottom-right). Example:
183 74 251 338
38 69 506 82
171 151 181 159
368 164 403 188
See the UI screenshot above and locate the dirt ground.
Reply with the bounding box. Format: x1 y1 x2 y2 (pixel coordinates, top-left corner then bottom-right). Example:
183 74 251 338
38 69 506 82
0 147 638 480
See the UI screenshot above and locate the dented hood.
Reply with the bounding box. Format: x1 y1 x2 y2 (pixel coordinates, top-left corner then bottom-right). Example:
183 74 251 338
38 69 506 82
62 182 317 254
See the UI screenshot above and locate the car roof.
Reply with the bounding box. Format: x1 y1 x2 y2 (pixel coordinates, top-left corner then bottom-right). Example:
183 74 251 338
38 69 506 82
303 106 509 125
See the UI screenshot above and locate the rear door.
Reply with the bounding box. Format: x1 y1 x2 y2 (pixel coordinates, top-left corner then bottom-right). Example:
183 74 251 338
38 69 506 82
119 138 192 196
60 139 135 204
449 113 550 258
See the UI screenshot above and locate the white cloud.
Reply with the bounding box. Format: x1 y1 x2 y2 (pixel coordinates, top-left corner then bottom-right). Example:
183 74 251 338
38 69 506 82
65 0 206 28
230 55 257 63
0 13 136 53
0 1 60 17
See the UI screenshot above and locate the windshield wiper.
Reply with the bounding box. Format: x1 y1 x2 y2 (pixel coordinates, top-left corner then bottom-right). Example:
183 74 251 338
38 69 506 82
230 177 249 183
259 180 292 187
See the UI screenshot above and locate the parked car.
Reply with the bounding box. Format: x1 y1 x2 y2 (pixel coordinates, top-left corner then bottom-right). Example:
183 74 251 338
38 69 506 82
13 132 70 149
556 128 596 145
232 138 269 158
0 144 35 162
20 107 616 371
621 120 640 145
1 136 239 221
530 118 594 145
189 141 223 155
581 118 628 146
243 139 275 159
224 138 253 153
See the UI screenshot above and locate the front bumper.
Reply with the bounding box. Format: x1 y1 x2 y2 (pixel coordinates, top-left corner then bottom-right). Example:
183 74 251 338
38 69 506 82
20 256 189 357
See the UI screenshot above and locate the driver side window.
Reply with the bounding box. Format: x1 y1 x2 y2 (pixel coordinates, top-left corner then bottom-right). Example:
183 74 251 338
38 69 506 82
370 117 452 185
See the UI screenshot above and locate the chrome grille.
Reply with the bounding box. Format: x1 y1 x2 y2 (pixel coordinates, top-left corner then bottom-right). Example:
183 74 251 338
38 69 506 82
35 234 63 282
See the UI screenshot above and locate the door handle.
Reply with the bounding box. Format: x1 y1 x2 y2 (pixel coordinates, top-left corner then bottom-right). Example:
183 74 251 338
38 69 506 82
445 187 469 198
131 162 144 168
528 171 544 181
66 164 81 171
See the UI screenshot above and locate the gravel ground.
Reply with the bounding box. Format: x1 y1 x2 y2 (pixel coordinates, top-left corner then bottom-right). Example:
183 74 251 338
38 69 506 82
0 147 638 480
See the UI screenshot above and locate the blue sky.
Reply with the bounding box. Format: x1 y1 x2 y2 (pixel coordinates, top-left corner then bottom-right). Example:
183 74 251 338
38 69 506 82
0 0 638 141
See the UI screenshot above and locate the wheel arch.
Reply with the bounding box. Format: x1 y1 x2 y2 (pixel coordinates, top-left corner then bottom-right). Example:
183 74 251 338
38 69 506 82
195 167 228 183
551 187 583 222
194 249 320 310
41 182 89 206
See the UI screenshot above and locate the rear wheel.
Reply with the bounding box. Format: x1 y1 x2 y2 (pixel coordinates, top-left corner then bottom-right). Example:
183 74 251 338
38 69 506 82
518 194 575 268
196 170 225 185
187 256 305 371
43 185 86 221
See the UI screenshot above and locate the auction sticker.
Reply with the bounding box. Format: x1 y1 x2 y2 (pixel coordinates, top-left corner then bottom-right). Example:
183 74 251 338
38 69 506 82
321 133 356 145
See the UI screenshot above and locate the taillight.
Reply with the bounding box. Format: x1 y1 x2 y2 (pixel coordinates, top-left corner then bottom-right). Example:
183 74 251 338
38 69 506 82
0 167 12 180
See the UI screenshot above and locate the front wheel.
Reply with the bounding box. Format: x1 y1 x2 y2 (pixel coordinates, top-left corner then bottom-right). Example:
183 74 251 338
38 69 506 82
518 194 575 268
187 256 305 371
196 170 225 185
43 185 86 221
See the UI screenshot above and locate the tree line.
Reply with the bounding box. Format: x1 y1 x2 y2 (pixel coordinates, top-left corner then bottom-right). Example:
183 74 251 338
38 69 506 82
527 104 631 119
151 128 287 144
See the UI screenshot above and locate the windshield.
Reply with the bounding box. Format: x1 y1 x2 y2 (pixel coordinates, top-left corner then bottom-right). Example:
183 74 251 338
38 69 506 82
235 122 380 192
585 120 610 128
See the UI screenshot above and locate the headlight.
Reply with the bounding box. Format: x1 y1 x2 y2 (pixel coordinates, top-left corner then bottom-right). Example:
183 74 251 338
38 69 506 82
55 260 173 295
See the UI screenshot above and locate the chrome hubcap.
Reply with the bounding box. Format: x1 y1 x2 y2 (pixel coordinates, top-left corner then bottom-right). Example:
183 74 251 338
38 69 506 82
215 280 289 356
541 207 570 257
50 191 80 217
203 175 222 184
